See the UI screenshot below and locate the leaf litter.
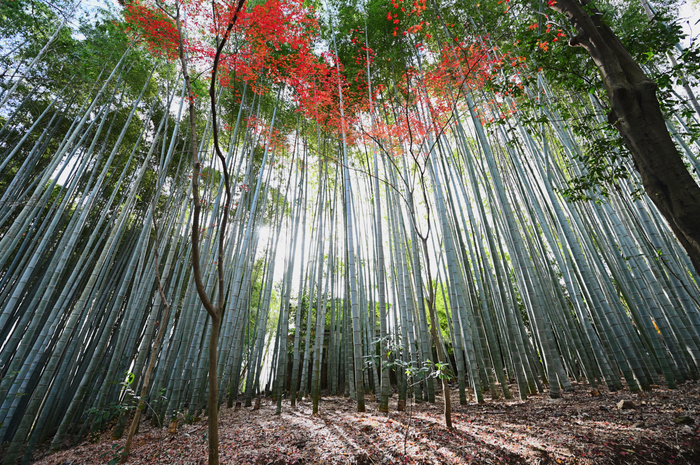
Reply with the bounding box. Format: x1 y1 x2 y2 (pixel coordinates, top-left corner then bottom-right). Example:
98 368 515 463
29 381 700 464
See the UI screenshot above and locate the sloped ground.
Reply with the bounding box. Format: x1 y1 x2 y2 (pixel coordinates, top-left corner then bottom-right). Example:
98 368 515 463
31 381 700 464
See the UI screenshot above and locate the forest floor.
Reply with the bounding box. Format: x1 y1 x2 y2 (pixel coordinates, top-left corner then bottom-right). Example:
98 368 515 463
31 380 700 464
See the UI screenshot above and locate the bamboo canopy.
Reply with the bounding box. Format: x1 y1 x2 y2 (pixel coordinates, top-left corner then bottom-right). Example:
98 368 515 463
1 0 699 463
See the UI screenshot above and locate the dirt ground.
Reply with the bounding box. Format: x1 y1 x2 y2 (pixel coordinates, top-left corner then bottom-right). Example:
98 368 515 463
30 381 700 464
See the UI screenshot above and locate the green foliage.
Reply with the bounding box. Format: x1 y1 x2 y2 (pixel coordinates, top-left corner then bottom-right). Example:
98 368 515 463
369 335 453 383
0 3 183 242
100 444 126 465
560 114 632 201
433 281 450 339
484 0 697 201
88 372 167 436
174 409 201 425
324 0 445 101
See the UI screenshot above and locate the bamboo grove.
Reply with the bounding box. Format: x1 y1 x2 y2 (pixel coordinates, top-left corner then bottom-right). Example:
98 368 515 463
1 0 700 463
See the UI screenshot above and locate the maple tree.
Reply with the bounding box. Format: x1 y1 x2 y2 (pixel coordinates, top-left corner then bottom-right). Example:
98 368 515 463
122 0 367 461
121 0 518 151
122 0 362 128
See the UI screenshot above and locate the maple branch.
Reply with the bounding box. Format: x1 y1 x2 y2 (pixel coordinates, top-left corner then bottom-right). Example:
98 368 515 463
209 0 246 313
174 1 216 318
153 0 176 19
334 128 410 210
359 72 469 247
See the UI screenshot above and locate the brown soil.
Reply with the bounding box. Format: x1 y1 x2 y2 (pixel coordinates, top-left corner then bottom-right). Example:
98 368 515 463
30 381 700 464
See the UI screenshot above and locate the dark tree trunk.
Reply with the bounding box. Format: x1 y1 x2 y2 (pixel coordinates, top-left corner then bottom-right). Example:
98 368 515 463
552 0 700 273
